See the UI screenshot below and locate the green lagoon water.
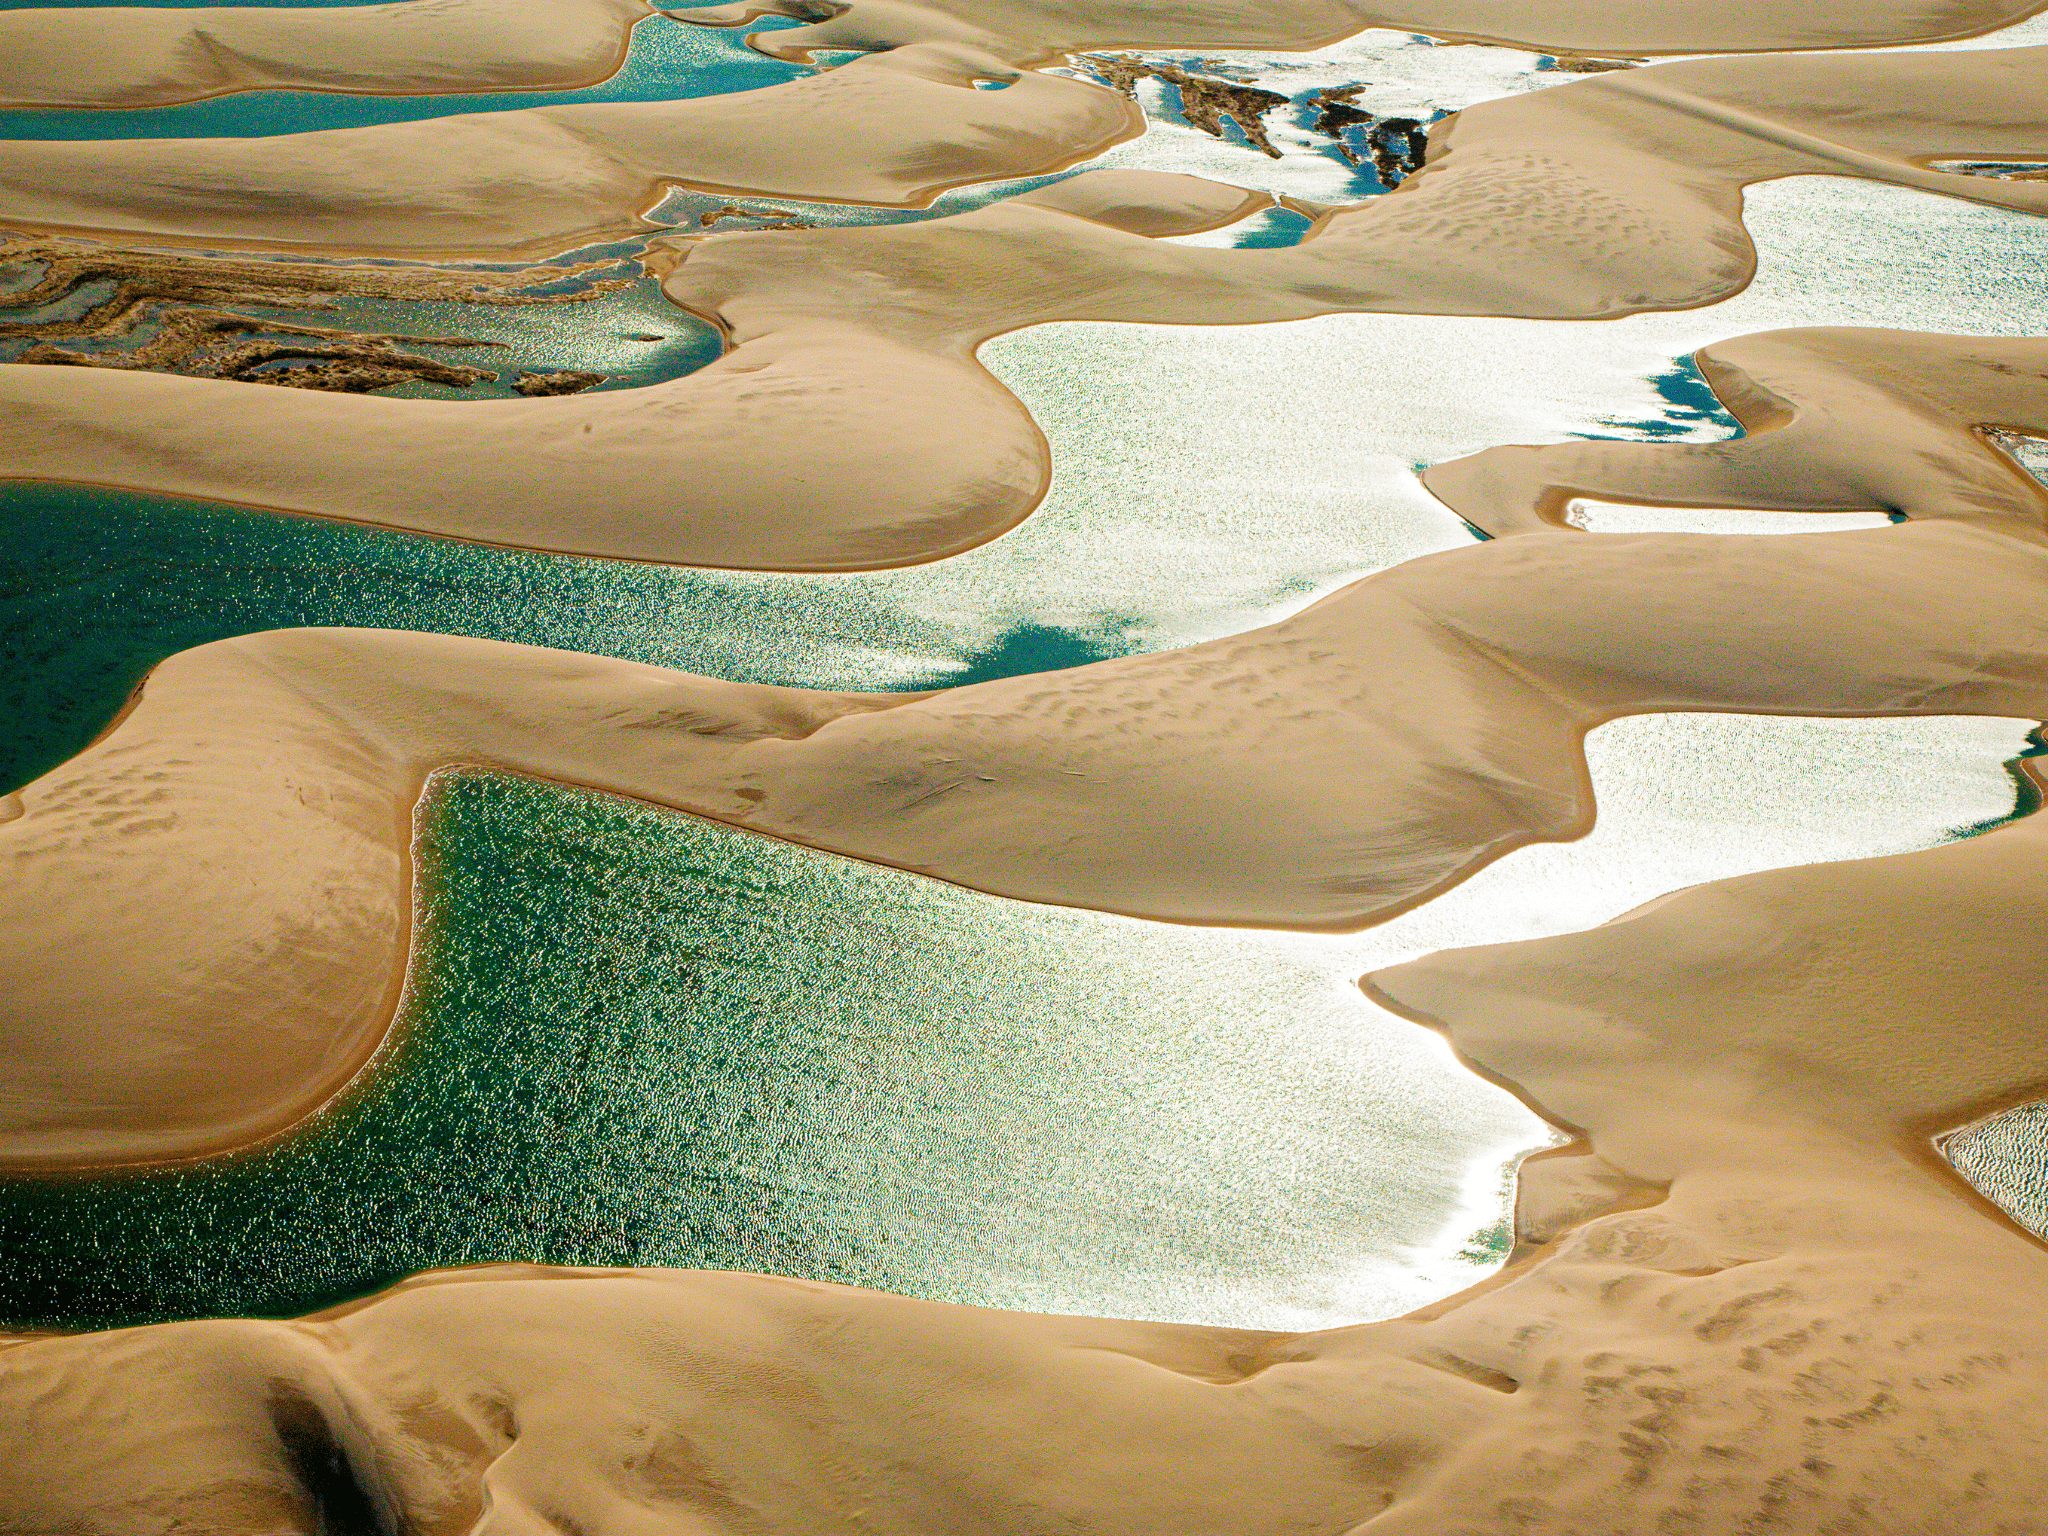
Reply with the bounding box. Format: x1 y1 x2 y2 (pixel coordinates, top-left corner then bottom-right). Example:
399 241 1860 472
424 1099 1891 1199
4 476 2043 1334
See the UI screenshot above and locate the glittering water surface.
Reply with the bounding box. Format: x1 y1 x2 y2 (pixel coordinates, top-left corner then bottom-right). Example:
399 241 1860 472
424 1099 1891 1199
0 251 729 399
0 770 1538 1332
4 16 2047 1329
1 707 2030 1333
0 13 810 140
0 482 1141 796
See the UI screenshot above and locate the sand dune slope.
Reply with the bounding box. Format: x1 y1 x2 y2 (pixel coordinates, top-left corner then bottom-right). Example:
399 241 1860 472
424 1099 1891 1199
2 0 2039 116
3 499 2043 1166
4 811 2045 1530
5 46 2044 569
671 48 2048 329
0 42 1139 252
1426 328 2048 535
0 174 1261 572
3 2 2046 1516
1344 748 2048 1531
0 0 652 110
7 322 2045 1162
5 43 2041 262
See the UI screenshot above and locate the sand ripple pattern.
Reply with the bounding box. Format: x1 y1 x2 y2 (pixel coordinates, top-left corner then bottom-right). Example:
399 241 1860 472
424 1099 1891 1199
3 4 2048 1534
3 48 2045 568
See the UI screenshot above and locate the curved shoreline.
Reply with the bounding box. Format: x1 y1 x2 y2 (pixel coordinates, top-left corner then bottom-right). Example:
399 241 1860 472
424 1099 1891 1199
6 0 2042 114
3 49 2041 572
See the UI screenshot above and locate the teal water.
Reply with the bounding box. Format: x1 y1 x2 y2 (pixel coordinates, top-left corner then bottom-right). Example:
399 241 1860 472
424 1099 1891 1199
0 13 809 140
0 257 729 399
0 768 1527 1331
337 269 727 399
0 480 1522 1336
7 22 2046 1342
0 482 1147 796
1949 1103 2048 1241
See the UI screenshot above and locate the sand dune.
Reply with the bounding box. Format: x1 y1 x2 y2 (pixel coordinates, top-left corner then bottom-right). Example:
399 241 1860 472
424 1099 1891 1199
1343 753 2048 1529
5 0 2037 115
0 175 1263 572
5 47 2043 571
669 47 2048 329
1425 328 2048 536
5 43 2042 261
735 0 2048 62
0 0 652 110
7 1 2048 1523
5 466 2044 1168
5 318 2045 1167
0 41 1139 252
5 811 2045 1531
1370 781 2048 1193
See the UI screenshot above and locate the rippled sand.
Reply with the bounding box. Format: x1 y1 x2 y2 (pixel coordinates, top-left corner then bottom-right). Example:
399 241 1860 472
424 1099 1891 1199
2 0 2046 1530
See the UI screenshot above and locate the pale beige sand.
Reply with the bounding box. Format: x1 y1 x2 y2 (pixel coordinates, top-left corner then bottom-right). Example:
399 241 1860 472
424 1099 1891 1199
6 505 2045 1165
6 330 2043 1164
5 810 2045 1529
7 44 2044 260
1424 328 2048 536
11 320 2045 1165
6 0 2035 117
0 42 1139 252
0 0 651 110
0 175 1261 571
5 49 2043 570
671 47 2046 326
727 0 2048 62
1369 786 2048 1198
4 19 2047 1522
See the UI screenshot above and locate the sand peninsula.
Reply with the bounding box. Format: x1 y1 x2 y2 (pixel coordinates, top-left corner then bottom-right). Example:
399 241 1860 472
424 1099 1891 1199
2 324 2044 1170
6 47 2048 569
5 0 2048 1527
3 717 2046 1528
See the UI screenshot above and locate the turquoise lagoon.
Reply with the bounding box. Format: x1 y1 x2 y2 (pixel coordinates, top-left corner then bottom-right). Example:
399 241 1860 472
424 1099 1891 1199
3 15 2046 1332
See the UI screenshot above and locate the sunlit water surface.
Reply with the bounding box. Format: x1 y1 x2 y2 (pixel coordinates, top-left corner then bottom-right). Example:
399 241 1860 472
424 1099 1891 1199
2 12 2046 1329
0 709 2033 1332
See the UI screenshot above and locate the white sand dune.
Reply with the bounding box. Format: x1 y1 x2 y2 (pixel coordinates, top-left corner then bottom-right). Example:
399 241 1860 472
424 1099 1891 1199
0 0 653 110
4 323 2045 1169
4 49 2042 571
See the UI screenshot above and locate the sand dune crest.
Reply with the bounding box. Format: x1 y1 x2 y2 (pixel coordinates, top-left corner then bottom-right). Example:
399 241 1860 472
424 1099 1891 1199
5 48 2044 573
3 474 2043 1166
0 0 653 111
